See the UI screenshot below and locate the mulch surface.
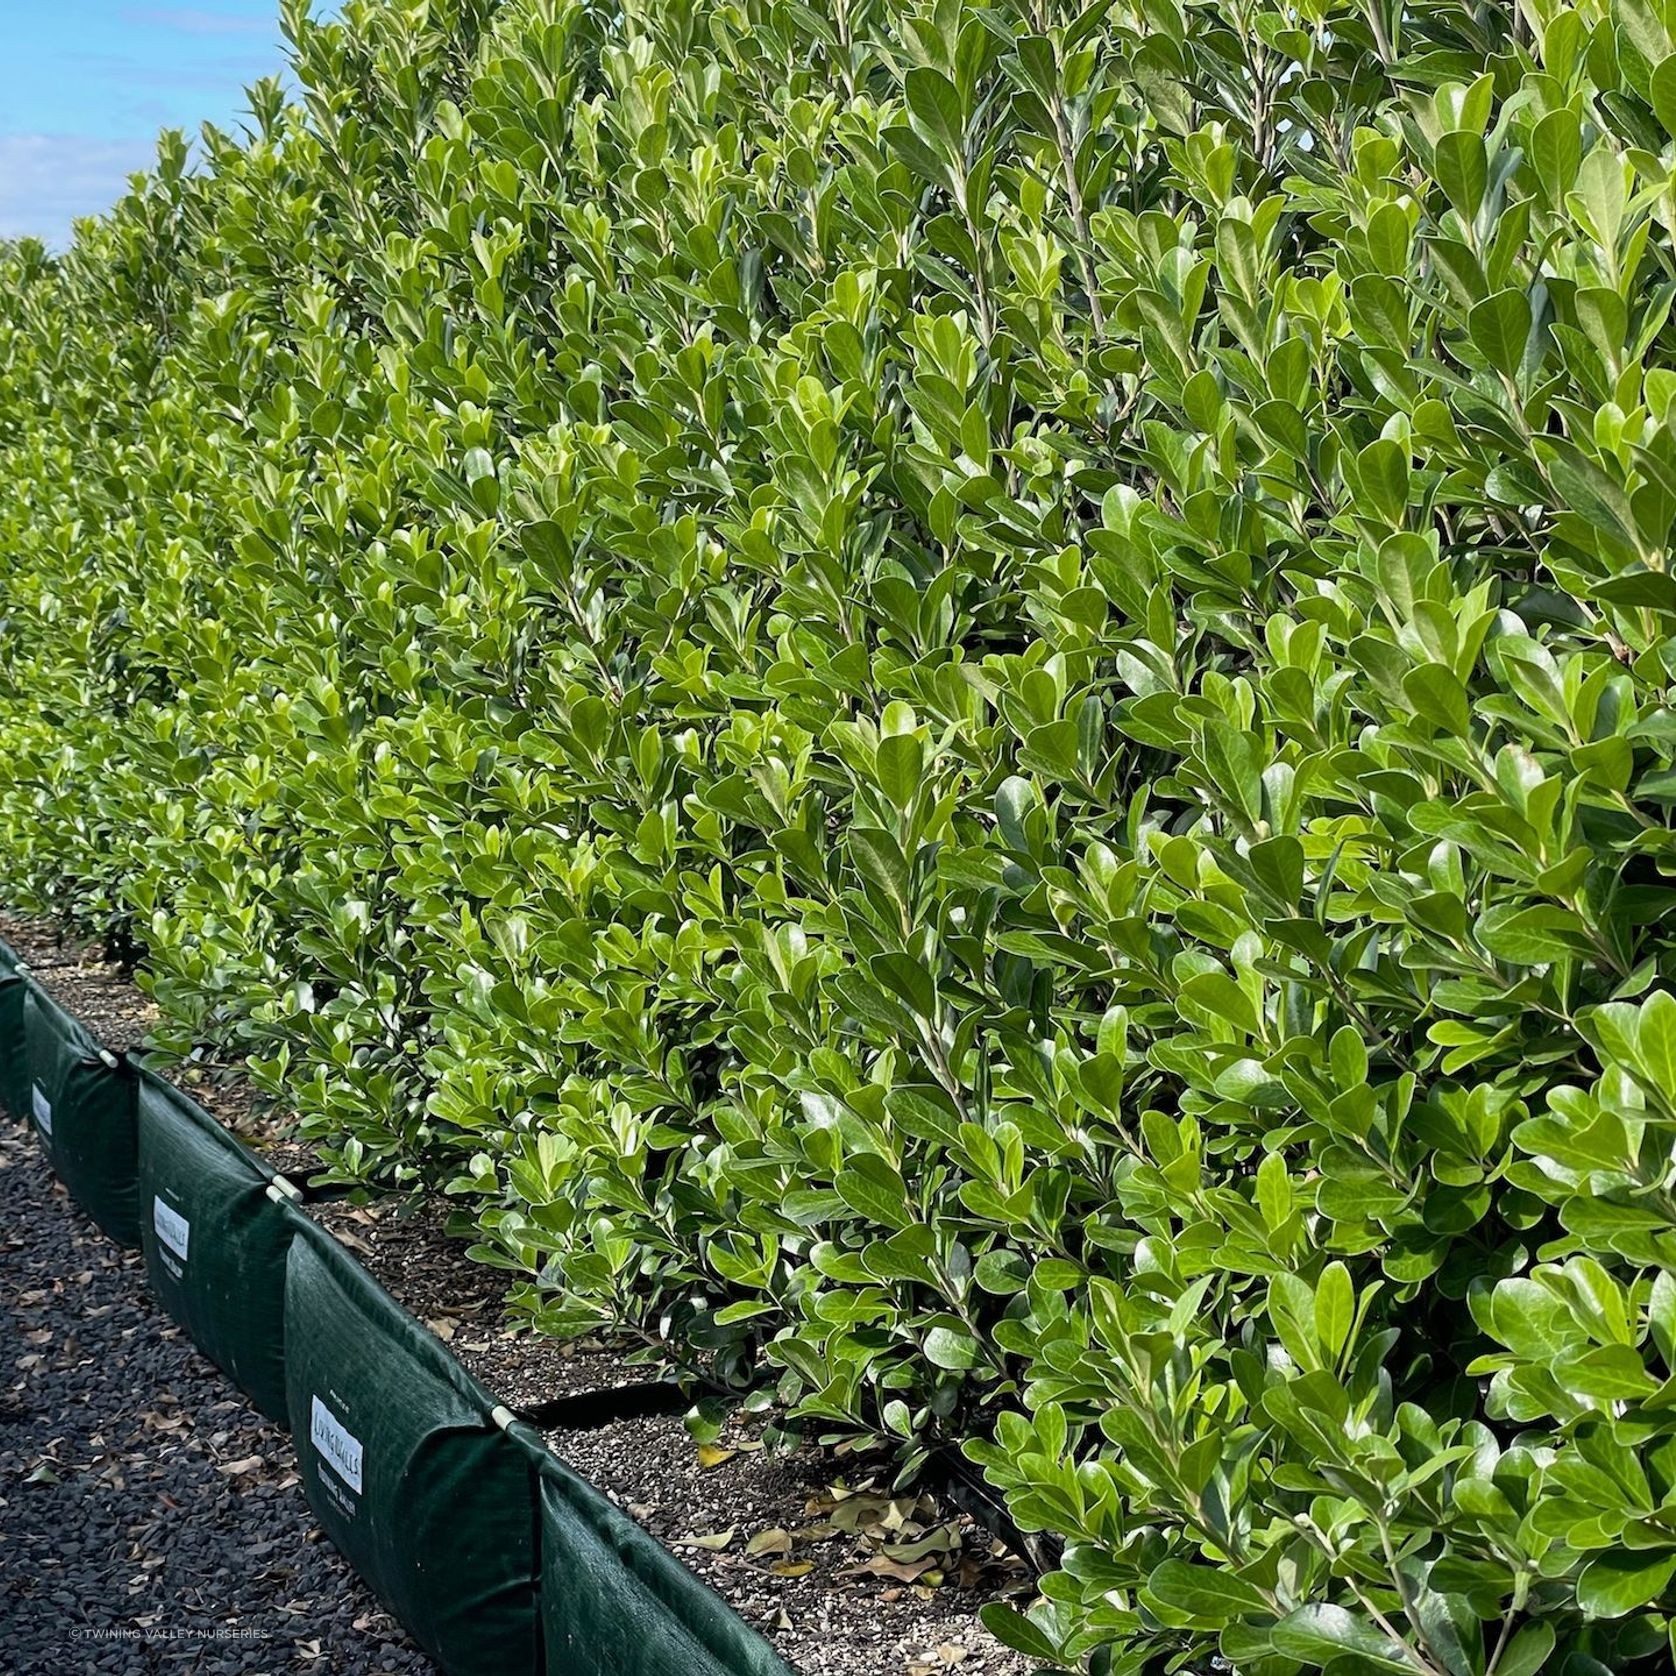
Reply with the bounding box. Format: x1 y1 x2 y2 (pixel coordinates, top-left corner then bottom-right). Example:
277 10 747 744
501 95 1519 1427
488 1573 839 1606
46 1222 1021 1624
549 1408 1037 1676
0 1121 433 1674
306 1195 666 1407
0 913 323 1182
0 914 157 1052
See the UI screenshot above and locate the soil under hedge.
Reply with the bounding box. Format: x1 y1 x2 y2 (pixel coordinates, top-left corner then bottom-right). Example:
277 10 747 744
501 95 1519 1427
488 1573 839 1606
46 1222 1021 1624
0 913 322 1181
547 1408 1035 1676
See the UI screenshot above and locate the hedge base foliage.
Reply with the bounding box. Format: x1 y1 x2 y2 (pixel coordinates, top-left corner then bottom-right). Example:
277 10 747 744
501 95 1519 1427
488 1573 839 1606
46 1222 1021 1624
8 0 1676 1668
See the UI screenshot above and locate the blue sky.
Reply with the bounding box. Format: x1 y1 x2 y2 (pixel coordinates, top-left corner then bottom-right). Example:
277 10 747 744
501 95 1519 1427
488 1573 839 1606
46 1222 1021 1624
0 4 330 246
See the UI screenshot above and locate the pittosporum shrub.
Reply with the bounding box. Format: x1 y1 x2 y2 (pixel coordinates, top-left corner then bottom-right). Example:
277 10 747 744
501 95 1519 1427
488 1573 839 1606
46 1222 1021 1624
7 0 1676 1668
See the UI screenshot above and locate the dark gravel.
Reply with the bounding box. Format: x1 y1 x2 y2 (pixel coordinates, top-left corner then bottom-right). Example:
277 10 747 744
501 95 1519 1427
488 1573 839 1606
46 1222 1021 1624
0 1119 435 1674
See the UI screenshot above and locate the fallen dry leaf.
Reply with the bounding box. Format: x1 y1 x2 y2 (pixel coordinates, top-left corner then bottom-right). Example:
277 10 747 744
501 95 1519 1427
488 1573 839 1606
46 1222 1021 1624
840 1555 944 1584
882 1523 962 1563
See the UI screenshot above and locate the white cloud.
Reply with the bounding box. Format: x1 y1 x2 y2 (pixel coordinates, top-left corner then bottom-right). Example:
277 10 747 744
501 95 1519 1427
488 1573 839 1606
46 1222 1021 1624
0 134 158 248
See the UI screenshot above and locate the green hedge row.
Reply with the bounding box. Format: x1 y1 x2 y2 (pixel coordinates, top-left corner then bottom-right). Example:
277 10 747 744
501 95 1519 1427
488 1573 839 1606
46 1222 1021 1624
7 0 1676 1668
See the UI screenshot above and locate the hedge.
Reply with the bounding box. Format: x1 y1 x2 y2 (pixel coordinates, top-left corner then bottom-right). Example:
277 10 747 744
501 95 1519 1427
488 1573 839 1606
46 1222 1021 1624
6 0 1676 1668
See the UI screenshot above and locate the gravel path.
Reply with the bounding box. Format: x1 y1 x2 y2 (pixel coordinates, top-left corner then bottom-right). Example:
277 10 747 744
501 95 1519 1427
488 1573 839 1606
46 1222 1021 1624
0 1121 434 1674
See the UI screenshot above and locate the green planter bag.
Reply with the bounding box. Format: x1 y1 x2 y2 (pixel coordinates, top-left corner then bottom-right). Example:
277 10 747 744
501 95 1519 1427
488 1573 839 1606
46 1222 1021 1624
508 1424 794 1676
0 938 28 1121
283 1217 541 1676
24 985 140 1246
136 1066 299 1425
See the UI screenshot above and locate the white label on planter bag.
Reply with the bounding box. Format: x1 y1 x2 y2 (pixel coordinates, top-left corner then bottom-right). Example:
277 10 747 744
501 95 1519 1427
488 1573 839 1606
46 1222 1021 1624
31 1084 51 1135
152 1196 191 1262
311 1396 364 1493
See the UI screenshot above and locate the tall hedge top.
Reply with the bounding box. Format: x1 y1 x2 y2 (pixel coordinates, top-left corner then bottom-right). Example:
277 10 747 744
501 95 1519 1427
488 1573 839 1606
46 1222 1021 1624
8 0 1676 1669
